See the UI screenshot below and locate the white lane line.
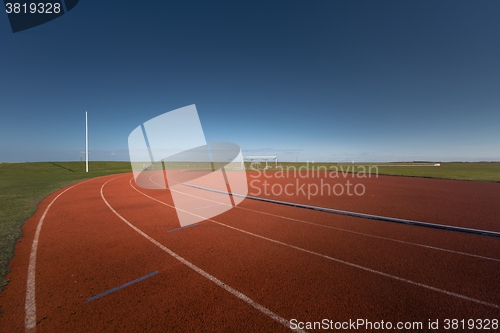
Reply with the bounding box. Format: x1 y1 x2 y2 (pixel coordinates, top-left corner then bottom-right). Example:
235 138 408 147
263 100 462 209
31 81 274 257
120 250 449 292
149 174 166 189
25 179 92 332
153 172 500 263
211 220 500 310
131 177 500 310
185 183 500 238
231 207 500 262
101 177 305 333
196 204 223 210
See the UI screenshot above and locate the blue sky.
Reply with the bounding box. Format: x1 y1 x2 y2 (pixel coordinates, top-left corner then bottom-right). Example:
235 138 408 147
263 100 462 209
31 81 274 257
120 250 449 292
1 1 499 162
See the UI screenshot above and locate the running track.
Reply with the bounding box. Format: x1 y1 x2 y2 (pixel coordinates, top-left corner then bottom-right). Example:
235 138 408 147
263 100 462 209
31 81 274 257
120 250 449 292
1 172 499 332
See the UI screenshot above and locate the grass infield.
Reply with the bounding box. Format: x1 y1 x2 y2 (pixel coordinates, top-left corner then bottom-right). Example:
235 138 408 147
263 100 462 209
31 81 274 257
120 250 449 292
262 162 500 183
0 161 499 290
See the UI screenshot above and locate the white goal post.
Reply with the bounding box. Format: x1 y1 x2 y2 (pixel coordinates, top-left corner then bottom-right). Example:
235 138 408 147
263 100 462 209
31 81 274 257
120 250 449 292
243 155 278 169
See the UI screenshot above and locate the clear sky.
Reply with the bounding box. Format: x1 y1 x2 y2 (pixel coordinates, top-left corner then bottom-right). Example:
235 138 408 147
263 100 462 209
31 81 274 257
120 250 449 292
1 1 499 162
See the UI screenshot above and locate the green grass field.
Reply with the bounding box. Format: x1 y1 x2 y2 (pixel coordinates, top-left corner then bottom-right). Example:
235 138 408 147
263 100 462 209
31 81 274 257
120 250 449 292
373 162 500 182
0 161 499 291
254 162 500 183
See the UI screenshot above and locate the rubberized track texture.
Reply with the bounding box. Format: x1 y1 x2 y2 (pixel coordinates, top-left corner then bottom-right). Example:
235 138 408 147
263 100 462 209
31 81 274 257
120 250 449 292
0 172 499 332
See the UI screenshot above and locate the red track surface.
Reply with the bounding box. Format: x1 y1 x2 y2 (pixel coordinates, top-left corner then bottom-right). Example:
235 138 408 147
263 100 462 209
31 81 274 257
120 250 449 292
1 172 499 332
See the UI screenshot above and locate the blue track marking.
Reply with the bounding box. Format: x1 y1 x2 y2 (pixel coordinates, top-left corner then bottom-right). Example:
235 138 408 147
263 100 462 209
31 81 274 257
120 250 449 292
86 271 158 302
167 223 198 233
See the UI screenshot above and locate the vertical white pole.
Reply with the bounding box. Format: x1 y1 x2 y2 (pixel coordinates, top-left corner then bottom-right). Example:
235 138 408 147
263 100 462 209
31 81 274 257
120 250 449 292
86 111 88 172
